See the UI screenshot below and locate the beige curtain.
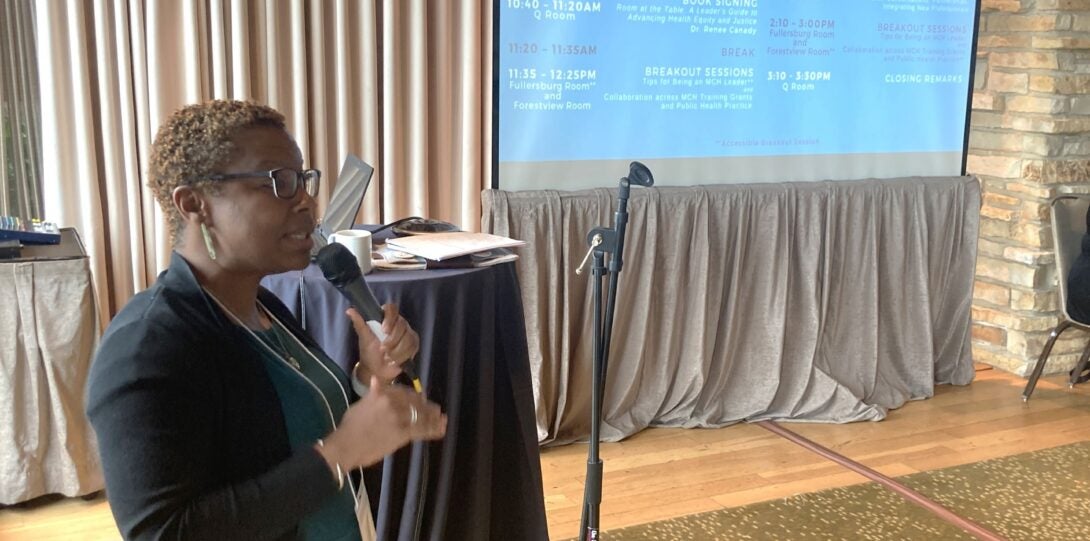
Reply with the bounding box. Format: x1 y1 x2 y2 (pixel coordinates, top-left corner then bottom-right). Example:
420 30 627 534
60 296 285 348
35 0 491 325
485 177 980 445
0 0 42 219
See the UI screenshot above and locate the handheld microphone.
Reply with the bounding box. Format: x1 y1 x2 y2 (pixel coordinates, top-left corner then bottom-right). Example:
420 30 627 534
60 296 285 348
315 242 423 393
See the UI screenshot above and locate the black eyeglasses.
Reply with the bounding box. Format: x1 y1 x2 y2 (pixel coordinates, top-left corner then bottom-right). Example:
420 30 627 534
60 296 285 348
206 168 321 200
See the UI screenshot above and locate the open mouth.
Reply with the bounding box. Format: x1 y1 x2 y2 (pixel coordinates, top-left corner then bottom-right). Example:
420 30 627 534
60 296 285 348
285 231 315 250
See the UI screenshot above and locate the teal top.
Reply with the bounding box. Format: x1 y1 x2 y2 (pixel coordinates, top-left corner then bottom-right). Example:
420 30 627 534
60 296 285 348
251 317 362 541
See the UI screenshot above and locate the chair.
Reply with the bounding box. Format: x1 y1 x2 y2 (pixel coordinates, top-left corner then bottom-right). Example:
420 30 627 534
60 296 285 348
1023 194 1090 401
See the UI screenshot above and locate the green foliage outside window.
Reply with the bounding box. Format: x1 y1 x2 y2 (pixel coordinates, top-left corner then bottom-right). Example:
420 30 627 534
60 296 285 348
0 0 42 221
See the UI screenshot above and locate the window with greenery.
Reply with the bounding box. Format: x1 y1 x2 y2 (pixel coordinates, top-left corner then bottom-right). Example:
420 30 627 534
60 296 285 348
0 0 42 220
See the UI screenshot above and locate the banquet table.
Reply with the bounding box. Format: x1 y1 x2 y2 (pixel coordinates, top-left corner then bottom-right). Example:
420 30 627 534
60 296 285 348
262 258 548 540
0 229 102 504
484 177 980 445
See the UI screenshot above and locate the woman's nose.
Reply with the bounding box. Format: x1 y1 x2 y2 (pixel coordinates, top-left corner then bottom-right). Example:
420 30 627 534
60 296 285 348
294 188 318 214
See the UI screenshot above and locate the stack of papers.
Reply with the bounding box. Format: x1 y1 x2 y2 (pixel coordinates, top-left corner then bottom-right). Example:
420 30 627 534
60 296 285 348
372 244 520 271
385 232 526 261
372 244 427 271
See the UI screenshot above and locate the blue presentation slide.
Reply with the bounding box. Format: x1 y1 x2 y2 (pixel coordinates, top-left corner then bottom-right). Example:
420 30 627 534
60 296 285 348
497 0 977 164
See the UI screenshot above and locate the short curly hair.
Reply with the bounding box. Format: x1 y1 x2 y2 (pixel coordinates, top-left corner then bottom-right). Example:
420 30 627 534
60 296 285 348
148 100 287 243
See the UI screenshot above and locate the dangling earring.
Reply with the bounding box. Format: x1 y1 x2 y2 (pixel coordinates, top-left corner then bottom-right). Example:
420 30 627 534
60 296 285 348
200 223 217 260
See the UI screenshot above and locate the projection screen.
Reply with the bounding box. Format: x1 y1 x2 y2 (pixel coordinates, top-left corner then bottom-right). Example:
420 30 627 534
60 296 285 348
491 0 981 190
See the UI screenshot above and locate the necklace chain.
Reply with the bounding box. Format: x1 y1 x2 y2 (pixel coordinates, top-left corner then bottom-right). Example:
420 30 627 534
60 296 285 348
201 288 302 371
259 310 301 370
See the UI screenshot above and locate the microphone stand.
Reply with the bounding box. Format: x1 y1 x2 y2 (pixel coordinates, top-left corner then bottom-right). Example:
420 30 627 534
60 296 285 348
576 162 653 541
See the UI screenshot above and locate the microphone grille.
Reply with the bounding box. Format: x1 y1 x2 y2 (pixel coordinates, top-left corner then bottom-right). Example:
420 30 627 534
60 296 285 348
315 243 362 286
628 161 654 187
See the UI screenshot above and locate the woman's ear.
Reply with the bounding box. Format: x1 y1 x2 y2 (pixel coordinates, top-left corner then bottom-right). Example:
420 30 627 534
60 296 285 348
172 185 207 225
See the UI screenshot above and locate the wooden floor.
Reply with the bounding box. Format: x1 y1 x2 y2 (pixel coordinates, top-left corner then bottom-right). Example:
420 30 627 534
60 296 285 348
3 366 1089 540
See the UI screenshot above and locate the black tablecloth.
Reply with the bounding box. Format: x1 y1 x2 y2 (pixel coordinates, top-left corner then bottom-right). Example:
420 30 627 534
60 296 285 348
262 261 548 540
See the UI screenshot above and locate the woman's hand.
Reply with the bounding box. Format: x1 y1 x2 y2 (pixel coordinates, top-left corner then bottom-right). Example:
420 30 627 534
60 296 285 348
318 376 447 470
347 304 420 384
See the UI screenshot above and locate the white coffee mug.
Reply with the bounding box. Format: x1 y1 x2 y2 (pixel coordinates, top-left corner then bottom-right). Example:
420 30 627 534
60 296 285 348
329 229 373 274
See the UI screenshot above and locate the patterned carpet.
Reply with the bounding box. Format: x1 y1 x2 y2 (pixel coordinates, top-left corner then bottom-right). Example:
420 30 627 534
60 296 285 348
586 441 1090 540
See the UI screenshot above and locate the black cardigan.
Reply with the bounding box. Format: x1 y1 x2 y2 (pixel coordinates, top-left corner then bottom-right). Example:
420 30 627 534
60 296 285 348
86 252 344 540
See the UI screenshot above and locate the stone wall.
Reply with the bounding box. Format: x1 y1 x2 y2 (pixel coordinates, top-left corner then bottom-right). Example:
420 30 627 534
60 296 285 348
969 0 1090 375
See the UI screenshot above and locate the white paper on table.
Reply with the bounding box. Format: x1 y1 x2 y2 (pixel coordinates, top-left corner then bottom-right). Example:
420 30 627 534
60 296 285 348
385 232 526 261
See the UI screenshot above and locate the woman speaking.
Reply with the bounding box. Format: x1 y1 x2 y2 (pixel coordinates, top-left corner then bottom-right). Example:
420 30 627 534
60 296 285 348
86 100 446 540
